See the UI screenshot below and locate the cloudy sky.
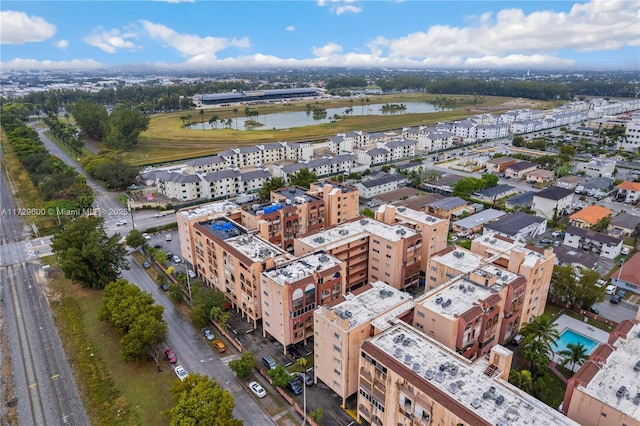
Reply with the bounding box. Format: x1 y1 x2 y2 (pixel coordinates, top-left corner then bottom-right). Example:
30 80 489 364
1 0 638 71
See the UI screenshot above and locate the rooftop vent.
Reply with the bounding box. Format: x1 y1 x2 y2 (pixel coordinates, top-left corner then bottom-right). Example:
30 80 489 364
412 363 421 373
425 369 435 380
394 347 403 358
314 237 325 244
443 299 452 308
435 372 445 383
319 254 329 263
338 229 349 236
393 333 406 344
634 393 640 405
435 296 443 305
396 229 407 235
404 354 412 365
448 382 458 394
617 386 628 398
471 398 481 409
495 395 505 406
634 360 640 372
439 363 447 371
397 207 406 212
496 421 511 426
360 219 369 225
450 366 458 376
490 239 497 244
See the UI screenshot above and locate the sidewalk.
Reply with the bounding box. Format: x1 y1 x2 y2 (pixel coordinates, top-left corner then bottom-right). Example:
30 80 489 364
549 361 568 384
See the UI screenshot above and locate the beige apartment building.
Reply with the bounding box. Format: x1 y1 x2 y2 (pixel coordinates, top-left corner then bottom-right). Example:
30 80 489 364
358 323 578 426
190 217 291 327
375 204 449 274
471 235 555 326
313 281 414 406
562 310 640 426
176 200 243 267
260 251 346 352
308 180 360 226
241 187 325 252
413 272 521 361
295 218 422 292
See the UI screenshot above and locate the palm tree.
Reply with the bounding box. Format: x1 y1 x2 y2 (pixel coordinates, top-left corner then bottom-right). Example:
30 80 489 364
558 342 588 373
520 314 560 354
199 109 205 128
209 115 219 129
233 108 238 130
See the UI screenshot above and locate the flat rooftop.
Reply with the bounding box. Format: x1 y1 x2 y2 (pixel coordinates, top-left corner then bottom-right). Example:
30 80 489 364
224 233 288 263
367 324 579 426
297 218 417 250
178 201 239 220
394 205 446 225
263 251 342 285
274 187 321 203
579 323 640 421
419 278 497 319
475 235 551 266
316 281 413 330
431 248 485 275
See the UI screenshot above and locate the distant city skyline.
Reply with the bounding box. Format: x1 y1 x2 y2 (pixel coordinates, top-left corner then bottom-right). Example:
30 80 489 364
1 1 638 71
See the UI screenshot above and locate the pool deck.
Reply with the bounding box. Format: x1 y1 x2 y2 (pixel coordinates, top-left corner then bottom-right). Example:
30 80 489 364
550 314 609 369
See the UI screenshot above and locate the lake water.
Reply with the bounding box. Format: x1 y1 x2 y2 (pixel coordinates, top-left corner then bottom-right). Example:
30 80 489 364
187 101 450 131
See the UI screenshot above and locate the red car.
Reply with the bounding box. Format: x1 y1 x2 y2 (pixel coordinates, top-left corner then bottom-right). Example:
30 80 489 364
164 349 177 364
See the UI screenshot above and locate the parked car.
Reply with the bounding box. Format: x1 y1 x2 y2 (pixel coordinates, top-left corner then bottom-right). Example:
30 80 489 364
606 284 617 295
622 247 631 255
173 255 181 263
540 237 553 244
174 365 188 381
303 371 314 387
166 234 172 241
153 243 163 249
164 348 177 364
552 230 563 238
202 328 215 341
160 283 169 291
249 381 266 398
287 377 303 395
187 270 196 279
512 334 525 346
449 236 458 242
287 346 301 360
618 289 628 298
142 261 151 269
611 294 623 304
213 339 226 353
595 279 607 288
262 355 277 370
590 306 600 315
142 232 151 240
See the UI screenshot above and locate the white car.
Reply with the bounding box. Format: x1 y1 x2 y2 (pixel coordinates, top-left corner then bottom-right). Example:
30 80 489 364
622 247 631 255
115 220 127 226
154 213 166 218
142 233 151 240
606 284 617 295
187 270 196 279
173 255 181 263
249 381 266 398
174 365 188 381
166 234 172 241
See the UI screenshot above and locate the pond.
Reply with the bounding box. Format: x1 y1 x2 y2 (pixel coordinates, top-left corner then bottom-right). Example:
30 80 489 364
187 101 450 131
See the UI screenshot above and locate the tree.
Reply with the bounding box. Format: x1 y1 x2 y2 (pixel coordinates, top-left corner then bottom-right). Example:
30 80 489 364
258 177 286 202
267 365 292 387
103 105 150 151
229 351 255 378
191 305 208 328
209 114 219 129
288 168 318 189
361 208 375 218
166 373 242 426
232 108 238 130
120 313 168 364
509 369 533 394
592 216 611 232
558 342 588 373
512 136 525 147
126 229 146 248
100 279 164 334
308 407 324 423
70 100 108 140
522 339 551 378
210 306 230 329
550 265 605 309
520 314 559 355
51 216 129 289
169 283 184 303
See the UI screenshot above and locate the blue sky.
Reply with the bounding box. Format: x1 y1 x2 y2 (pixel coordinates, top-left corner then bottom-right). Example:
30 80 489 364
1 1 638 70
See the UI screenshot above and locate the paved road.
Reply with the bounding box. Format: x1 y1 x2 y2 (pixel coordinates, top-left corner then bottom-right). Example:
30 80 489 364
122 258 276 425
1 142 89 425
31 127 276 424
592 296 638 324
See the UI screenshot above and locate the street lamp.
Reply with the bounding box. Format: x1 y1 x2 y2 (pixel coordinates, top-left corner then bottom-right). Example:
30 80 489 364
127 199 136 230
183 264 192 301
295 372 307 426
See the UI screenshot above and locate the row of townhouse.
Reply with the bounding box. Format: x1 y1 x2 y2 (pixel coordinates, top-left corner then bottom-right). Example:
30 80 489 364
154 168 271 201
356 139 417 166
272 154 356 182
619 112 640 153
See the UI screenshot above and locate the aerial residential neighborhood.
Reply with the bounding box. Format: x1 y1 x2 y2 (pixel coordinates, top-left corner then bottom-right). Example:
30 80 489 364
2 1 640 425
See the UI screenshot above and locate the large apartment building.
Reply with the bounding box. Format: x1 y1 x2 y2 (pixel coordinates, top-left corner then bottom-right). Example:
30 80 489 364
375 205 449 274
295 218 422 292
358 323 579 426
261 251 346 352
190 217 291 327
313 281 415 406
562 309 640 425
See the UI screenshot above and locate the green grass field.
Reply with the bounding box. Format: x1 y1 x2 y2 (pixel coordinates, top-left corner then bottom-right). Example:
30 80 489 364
121 94 562 166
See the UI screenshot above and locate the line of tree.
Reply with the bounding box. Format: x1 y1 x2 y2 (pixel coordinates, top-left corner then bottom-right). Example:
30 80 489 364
81 151 140 189
325 77 368 90
70 101 150 151
452 173 499 197
1 103 94 216
42 113 85 154
99 278 168 365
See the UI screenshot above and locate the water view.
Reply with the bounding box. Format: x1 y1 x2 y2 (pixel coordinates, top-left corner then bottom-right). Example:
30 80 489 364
187 101 450 131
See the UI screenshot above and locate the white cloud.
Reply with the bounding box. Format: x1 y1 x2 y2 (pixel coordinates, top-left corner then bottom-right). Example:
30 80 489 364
317 0 362 15
1 58 102 70
285 25 295 32
374 0 639 60
140 20 249 59
464 54 576 69
83 27 138 53
312 42 343 58
0 11 56 44
54 39 69 49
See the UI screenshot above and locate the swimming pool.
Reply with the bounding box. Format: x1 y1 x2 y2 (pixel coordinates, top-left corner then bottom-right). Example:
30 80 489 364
552 329 598 354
